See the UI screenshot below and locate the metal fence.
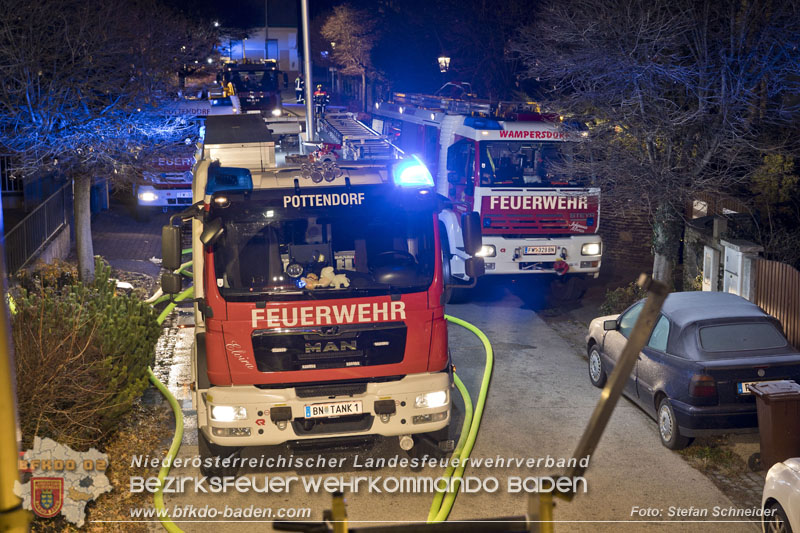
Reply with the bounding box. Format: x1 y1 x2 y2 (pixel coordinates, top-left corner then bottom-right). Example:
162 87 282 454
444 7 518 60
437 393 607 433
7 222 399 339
3 182 71 275
754 258 800 350
0 154 22 193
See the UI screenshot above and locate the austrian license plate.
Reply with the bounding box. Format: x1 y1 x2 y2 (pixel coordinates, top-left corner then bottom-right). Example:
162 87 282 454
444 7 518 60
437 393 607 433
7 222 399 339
524 246 557 255
737 380 780 395
304 401 363 418
177 191 192 198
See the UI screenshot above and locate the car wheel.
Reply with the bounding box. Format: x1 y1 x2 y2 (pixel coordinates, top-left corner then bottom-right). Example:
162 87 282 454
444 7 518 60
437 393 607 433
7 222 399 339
764 501 793 533
657 398 692 450
588 345 606 387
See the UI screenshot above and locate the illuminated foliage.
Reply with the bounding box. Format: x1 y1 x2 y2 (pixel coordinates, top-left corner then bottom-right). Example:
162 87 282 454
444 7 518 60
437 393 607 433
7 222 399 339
0 0 216 280
513 0 800 282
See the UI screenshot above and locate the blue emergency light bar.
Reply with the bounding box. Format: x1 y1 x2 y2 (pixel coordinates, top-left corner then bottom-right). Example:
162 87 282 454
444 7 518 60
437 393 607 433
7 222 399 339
205 165 253 195
463 116 502 130
392 156 434 187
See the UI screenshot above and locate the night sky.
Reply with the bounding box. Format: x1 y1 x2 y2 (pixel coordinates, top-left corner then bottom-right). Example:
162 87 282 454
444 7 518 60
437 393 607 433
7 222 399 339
161 0 523 95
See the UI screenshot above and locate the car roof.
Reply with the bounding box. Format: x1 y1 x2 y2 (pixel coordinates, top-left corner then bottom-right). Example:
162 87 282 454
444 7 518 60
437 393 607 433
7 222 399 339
660 291 767 328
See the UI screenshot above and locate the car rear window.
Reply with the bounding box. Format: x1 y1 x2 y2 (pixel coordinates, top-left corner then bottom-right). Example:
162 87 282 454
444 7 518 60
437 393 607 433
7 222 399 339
698 323 787 353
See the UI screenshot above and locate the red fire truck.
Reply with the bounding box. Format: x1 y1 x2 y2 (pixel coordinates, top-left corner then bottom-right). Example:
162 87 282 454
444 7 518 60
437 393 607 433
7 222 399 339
371 92 602 300
134 96 241 219
160 114 484 476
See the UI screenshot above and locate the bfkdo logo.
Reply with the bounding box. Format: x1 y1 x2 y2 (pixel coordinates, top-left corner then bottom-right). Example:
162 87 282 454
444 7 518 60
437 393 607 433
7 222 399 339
31 478 64 518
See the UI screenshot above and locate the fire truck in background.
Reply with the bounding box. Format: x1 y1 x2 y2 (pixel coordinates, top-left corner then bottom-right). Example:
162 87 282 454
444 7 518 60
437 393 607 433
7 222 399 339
160 113 484 476
219 59 288 116
371 91 602 300
134 96 241 219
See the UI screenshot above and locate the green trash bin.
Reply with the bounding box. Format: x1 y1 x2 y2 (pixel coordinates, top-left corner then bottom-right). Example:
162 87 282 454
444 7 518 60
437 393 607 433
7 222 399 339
750 380 800 470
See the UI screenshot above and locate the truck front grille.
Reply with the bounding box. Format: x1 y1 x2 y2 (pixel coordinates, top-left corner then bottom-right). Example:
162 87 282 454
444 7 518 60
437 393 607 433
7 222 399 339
252 322 406 372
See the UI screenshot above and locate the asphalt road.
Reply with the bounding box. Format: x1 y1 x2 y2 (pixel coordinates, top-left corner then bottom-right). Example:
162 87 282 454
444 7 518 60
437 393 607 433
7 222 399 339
140 278 758 533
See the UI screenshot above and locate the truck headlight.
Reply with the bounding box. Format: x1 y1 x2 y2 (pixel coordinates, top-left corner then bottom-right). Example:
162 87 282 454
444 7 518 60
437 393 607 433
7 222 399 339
415 391 448 409
210 405 247 421
139 191 158 203
476 245 496 257
581 243 601 256
271 108 282 117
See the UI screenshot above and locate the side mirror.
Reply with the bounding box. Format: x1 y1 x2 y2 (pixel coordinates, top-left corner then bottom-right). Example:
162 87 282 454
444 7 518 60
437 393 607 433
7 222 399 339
447 171 461 185
161 272 182 295
465 257 485 279
200 218 224 246
603 319 618 331
162 225 182 271
461 212 482 256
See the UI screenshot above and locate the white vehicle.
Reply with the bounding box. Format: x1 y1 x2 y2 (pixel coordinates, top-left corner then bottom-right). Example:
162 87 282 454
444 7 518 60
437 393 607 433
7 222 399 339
372 91 602 301
763 457 800 532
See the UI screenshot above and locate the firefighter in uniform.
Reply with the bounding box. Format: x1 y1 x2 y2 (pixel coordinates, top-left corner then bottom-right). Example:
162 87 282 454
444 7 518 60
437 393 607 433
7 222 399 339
313 84 329 116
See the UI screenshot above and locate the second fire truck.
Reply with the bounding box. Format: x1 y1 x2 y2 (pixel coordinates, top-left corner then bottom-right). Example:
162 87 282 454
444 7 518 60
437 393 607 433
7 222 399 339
371 91 602 300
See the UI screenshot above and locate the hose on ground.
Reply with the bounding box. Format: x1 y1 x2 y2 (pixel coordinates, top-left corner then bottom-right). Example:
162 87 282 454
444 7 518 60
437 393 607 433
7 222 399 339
427 314 494 523
147 264 193 533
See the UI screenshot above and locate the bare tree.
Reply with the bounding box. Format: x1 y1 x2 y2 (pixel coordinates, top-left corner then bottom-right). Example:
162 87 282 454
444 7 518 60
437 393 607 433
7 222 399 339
0 0 216 280
321 4 377 112
513 0 800 284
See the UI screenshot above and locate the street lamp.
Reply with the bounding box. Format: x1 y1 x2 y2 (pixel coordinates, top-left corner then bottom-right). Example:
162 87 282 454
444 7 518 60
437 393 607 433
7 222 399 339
213 21 220 28
437 56 451 73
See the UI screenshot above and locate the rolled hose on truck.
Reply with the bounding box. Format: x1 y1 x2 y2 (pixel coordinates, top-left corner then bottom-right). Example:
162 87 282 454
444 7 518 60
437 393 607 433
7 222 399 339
147 260 494 530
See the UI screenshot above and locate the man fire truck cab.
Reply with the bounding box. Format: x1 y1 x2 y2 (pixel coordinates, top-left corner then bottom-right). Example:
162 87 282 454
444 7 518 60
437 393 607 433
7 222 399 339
161 114 484 476
372 92 602 301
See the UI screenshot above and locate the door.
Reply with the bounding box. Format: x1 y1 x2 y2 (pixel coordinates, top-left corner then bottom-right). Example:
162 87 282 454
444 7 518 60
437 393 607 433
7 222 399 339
601 301 642 398
636 314 671 414
446 139 475 215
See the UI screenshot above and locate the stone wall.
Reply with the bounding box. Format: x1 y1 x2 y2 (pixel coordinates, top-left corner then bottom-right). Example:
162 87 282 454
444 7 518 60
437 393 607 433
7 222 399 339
598 202 654 277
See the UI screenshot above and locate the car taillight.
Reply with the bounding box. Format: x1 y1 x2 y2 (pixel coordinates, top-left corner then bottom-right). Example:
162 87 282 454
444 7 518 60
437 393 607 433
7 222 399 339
689 374 717 397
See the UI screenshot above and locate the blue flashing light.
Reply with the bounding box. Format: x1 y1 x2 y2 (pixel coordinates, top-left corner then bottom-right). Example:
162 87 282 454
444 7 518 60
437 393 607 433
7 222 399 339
463 116 502 130
393 156 434 187
205 166 253 195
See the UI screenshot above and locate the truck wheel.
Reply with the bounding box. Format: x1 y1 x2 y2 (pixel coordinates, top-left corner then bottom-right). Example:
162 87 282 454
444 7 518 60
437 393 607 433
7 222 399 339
198 429 243 478
548 276 586 305
440 226 469 304
412 402 463 460
134 205 153 223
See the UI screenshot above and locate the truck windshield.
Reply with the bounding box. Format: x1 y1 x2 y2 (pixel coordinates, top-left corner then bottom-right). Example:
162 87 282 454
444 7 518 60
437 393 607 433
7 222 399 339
479 141 578 187
211 197 436 301
225 69 279 93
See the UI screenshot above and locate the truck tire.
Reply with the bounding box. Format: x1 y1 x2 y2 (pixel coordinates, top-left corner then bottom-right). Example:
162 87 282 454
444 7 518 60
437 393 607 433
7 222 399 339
198 430 243 478
548 276 586 305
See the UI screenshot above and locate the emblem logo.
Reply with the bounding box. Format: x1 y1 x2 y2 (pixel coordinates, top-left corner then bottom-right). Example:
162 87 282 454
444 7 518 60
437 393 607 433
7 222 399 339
305 340 357 353
31 477 64 519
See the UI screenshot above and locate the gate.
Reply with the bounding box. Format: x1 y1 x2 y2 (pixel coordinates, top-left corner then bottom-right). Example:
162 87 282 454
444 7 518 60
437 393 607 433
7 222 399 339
754 258 800 349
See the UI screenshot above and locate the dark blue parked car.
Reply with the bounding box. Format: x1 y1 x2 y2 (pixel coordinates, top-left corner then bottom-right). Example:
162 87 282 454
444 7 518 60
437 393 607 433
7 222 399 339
586 292 800 449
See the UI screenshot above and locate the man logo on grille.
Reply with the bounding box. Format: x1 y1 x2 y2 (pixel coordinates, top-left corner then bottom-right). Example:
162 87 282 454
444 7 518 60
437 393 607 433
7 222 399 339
305 340 357 353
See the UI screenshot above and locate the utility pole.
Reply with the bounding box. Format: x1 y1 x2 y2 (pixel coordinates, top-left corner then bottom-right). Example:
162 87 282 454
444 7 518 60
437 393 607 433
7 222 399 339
264 0 269 61
301 0 315 141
